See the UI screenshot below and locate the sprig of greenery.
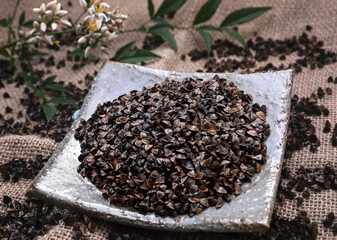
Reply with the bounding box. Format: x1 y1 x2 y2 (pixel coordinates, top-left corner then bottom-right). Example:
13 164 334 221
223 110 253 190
18 72 76 121
138 0 271 55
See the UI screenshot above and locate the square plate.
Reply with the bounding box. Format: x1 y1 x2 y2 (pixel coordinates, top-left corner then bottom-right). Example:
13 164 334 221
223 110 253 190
27 62 292 232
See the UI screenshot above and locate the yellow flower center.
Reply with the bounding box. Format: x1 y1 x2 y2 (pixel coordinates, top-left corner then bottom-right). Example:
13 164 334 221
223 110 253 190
53 40 60 47
88 21 97 31
95 5 106 13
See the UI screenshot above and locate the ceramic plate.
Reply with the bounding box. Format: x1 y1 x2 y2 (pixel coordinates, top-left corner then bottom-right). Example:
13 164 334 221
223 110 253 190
28 62 292 232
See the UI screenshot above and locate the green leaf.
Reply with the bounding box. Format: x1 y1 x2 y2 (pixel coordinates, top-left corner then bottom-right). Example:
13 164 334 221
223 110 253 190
220 7 271 27
44 83 69 92
223 27 247 48
193 0 222 25
197 29 212 55
69 49 84 56
155 0 187 17
22 20 34 28
42 104 57 122
34 90 44 97
118 49 161 64
149 28 177 51
18 72 29 81
19 11 25 26
148 0 155 19
197 25 219 31
149 19 173 31
0 18 8 27
0 47 9 57
114 41 135 61
42 75 57 87
47 97 76 106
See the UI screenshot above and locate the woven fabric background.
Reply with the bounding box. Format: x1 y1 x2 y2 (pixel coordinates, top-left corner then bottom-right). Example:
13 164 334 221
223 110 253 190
1 0 337 239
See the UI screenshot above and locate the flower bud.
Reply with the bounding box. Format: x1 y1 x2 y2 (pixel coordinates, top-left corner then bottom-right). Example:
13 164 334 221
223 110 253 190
78 36 87 44
43 35 53 45
45 10 53 16
32 8 41 14
101 26 108 33
33 21 40 29
91 33 101 39
55 2 61 12
51 22 58 31
76 24 82 35
29 29 37 36
84 46 92 58
108 32 117 42
56 10 68 17
40 3 46 15
115 14 128 20
60 19 72 27
89 38 95 45
18 30 25 37
46 0 57 10
79 0 87 9
27 36 38 44
100 46 109 54
40 22 47 32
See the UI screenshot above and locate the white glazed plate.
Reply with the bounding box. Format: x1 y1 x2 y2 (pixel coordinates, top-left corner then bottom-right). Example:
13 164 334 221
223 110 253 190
28 62 292 232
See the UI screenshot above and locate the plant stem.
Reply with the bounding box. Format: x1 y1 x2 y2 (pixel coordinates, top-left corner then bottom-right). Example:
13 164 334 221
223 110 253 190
7 0 21 43
1 29 76 49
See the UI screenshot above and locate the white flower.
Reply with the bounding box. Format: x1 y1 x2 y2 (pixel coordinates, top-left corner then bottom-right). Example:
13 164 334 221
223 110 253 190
51 22 58 30
56 10 68 17
88 4 95 15
46 0 57 10
78 36 87 44
84 46 92 58
60 19 72 27
40 22 47 32
43 35 53 45
79 0 87 9
96 12 108 22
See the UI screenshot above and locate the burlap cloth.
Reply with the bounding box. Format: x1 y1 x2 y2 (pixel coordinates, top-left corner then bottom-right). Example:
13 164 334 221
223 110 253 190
1 0 337 239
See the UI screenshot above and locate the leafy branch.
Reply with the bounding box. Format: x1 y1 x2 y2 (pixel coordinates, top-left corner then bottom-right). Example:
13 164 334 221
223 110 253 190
119 0 271 57
18 71 76 121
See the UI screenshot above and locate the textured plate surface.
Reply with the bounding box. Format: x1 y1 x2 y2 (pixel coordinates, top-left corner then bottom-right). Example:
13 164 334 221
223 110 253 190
28 62 292 232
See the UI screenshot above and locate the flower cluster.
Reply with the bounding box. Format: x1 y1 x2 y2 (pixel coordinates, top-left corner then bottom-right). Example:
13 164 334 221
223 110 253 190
77 0 127 58
28 0 72 46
